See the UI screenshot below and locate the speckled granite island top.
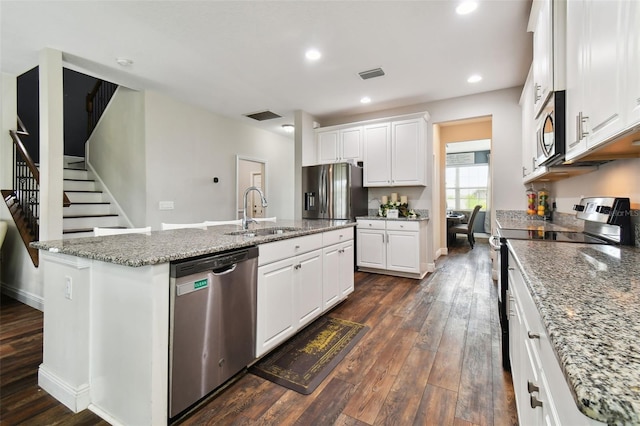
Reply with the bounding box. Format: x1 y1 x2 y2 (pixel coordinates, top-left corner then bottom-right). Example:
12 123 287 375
356 215 429 221
508 240 640 424
31 220 355 267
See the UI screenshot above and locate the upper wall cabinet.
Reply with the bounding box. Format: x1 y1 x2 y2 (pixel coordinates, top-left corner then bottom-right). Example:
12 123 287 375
565 0 640 162
530 0 566 117
363 115 428 187
316 126 363 164
521 66 537 180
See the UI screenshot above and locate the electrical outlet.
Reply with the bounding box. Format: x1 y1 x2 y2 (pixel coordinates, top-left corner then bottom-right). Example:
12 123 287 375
159 201 174 210
65 276 73 300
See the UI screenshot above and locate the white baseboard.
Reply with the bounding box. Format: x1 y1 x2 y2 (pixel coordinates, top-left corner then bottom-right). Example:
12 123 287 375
89 404 126 426
38 364 91 413
1 284 44 311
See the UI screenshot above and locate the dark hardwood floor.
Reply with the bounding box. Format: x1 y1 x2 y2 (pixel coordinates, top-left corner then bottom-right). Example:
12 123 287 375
0 241 517 425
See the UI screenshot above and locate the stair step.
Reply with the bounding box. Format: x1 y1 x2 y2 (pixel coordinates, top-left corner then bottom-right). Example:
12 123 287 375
63 168 89 180
64 202 112 216
65 191 104 203
63 214 120 229
63 179 96 191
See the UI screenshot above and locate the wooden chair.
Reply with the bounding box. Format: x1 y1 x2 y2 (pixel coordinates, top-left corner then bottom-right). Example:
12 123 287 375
94 226 151 236
203 219 242 226
448 205 482 248
160 222 207 230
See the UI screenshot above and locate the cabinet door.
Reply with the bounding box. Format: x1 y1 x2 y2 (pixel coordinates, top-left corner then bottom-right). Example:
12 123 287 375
295 249 323 328
322 244 341 310
256 258 296 357
391 119 426 186
521 68 537 178
357 228 386 268
363 123 392 186
341 127 363 162
386 230 420 273
339 241 355 298
584 0 626 148
532 0 553 115
564 0 588 161
318 130 339 164
625 0 640 127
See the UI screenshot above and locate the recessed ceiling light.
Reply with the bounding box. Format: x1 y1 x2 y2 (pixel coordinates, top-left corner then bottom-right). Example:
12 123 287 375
305 48 322 61
282 124 295 133
456 1 478 15
360 96 371 104
116 57 133 67
467 74 482 83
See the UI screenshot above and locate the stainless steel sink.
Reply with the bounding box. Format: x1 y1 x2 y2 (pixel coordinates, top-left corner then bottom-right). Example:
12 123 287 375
225 227 303 237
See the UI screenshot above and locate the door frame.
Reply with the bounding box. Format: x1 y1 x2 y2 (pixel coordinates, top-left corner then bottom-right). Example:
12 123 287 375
236 156 267 220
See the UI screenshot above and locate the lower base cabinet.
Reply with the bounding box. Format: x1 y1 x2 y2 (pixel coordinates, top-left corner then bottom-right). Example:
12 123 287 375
256 228 354 358
508 251 604 426
356 219 428 279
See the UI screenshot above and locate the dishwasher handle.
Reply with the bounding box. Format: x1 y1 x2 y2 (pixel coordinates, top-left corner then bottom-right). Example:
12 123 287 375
212 264 237 276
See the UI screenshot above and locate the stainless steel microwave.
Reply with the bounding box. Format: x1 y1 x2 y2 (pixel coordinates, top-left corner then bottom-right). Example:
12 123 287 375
535 91 566 168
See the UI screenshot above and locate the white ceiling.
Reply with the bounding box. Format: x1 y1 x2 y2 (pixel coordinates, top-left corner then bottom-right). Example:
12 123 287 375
1 1 533 137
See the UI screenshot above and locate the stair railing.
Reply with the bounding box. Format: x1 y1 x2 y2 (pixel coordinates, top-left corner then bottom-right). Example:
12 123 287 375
86 79 118 137
2 117 71 267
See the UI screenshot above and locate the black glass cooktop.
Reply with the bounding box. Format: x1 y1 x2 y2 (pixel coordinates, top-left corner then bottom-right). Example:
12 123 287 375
498 228 610 244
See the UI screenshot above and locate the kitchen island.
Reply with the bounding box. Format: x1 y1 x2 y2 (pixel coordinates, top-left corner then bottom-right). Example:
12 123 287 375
31 220 356 426
497 218 640 424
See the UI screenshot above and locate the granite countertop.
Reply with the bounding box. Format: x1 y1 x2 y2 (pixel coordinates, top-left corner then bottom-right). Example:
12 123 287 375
496 217 579 232
31 220 355 267
508 240 640 424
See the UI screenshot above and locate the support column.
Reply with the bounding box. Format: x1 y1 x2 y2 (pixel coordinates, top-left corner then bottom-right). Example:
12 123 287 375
39 48 65 241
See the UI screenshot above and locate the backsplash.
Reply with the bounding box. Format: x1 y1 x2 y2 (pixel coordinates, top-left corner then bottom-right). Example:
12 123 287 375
496 209 640 248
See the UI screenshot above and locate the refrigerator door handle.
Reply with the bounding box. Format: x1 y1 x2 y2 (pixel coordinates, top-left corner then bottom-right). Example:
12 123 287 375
320 167 326 214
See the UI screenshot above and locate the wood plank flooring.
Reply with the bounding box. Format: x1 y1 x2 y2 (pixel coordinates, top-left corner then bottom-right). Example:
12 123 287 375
0 241 517 425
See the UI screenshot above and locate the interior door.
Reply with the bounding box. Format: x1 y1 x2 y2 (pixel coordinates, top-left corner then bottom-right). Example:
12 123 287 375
251 172 264 218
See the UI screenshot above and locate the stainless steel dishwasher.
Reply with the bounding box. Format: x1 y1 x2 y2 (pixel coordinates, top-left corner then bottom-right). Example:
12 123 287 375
168 246 258 419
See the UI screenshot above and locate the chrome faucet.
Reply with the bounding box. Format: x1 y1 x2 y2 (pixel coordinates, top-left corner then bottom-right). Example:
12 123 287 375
242 186 268 229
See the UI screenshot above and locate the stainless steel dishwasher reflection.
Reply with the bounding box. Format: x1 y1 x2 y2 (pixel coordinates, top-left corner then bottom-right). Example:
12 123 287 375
168 246 258 419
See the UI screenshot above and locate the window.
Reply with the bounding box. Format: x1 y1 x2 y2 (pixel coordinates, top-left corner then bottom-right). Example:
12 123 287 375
446 154 488 211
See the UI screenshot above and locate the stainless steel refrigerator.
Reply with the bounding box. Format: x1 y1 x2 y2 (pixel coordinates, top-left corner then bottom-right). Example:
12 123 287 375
302 163 368 220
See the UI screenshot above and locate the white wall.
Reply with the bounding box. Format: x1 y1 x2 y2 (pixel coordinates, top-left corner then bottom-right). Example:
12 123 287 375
553 158 640 211
143 91 294 228
87 87 147 227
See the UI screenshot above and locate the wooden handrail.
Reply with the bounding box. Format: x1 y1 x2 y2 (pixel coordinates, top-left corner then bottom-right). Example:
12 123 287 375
9 130 39 182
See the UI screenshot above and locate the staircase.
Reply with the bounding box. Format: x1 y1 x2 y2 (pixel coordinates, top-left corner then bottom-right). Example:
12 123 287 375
62 157 123 238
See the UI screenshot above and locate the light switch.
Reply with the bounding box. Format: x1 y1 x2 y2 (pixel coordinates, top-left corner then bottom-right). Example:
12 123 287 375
159 201 174 210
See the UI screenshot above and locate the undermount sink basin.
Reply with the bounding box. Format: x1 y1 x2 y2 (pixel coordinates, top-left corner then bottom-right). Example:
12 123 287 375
225 227 303 237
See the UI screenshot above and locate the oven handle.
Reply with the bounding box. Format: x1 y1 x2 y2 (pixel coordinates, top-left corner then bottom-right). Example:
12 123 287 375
489 235 501 251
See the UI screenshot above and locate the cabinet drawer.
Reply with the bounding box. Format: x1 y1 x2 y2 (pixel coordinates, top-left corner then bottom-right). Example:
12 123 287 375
323 227 354 246
385 221 419 231
258 233 323 266
357 220 386 230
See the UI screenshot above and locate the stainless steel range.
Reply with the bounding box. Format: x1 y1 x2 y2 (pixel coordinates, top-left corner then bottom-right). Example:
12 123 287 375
490 196 634 371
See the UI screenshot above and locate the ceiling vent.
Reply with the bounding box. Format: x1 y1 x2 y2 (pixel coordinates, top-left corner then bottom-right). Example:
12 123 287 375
358 68 385 80
244 110 282 121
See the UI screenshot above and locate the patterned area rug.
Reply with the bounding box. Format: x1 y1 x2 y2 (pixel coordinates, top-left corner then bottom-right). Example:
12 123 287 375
250 316 368 394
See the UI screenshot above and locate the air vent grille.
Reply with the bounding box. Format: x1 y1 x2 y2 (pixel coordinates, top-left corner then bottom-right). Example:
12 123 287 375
358 68 385 80
244 110 282 121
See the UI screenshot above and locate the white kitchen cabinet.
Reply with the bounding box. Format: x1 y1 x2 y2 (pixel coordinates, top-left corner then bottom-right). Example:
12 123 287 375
316 126 363 164
362 122 392 186
625 0 640 127
532 0 553 114
294 249 323 329
508 251 603 426
363 116 428 187
322 239 354 309
565 0 632 162
521 66 537 180
256 257 297 357
356 219 428 279
256 228 355 357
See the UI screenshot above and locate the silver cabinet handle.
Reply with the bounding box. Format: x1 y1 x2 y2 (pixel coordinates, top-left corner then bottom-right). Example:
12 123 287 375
530 395 543 409
294 263 301 270
528 381 540 393
579 111 589 138
528 331 540 339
